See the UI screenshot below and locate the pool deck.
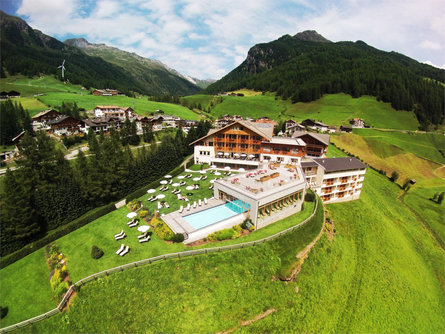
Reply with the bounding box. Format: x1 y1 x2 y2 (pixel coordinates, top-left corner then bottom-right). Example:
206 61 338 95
162 197 225 234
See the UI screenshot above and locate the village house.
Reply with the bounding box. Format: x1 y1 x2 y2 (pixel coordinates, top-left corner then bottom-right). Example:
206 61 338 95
287 123 306 136
91 89 120 96
82 117 123 134
94 106 134 120
292 131 330 157
32 109 61 132
301 119 329 132
340 125 353 133
48 115 84 136
350 118 365 128
302 157 367 203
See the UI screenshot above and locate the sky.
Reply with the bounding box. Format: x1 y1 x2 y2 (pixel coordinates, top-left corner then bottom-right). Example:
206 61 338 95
1 0 444 79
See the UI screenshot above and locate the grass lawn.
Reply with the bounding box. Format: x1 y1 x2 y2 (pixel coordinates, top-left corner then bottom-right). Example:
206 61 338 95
0 166 316 327
0 249 55 327
331 133 442 184
211 94 287 120
21 170 445 333
181 94 215 109
0 75 85 96
37 93 200 120
284 93 420 130
9 97 49 117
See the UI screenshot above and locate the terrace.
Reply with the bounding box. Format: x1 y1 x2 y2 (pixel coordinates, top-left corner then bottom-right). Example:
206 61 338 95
217 163 304 198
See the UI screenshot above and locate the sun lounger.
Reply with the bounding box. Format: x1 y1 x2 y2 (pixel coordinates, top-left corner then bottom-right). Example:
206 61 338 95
157 201 162 210
177 193 182 200
116 244 125 255
194 184 199 190
168 180 172 184
180 181 186 186
198 199 202 206
115 232 126 240
179 205 184 213
128 221 138 228
139 236 150 243
208 185 213 190
138 231 149 239
114 230 124 238
193 201 197 208
127 220 134 226
165 202 170 208
186 203 191 211
204 198 208 205
119 245 130 256
171 188 177 193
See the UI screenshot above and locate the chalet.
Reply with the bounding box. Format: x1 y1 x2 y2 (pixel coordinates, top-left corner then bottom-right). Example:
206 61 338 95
176 119 198 132
305 157 367 203
32 109 61 131
82 117 122 134
92 89 120 96
350 118 365 128
191 120 307 170
150 115 179 131
94 106 133 120
255 116 278 128
214 115 235 128
48 116 84 136
340 125 353 133
285 119 298 129
292 131 330 157
301 119 329 132
134 115 152 133
287 123 305 135
327 126 337 133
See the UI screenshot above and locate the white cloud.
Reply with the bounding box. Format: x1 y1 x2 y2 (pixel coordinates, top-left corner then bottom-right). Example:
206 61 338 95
14 0 445 80
419 40 441 50
422 60 445 69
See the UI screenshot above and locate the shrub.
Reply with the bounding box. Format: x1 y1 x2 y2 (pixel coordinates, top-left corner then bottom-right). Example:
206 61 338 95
232 225 242 239
152 219 174 240
390 170 399 182
215 228 235 241
127 200 142 211
241 218 253 230
50 272 62 290
139 210 149 218
171 233 185 243
0 306 8 319
305 191 315 202
249 225 255 232
91 245 104 259
54 280 70 299
207 233 217 241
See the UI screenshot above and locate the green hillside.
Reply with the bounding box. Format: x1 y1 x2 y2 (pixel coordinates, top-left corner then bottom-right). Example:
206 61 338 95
0 12 200 96
206 33 444 128
15 170 445 333
64 38 200 96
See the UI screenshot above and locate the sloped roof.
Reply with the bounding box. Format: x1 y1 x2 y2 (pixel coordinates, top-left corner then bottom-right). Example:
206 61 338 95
269 137 306 146
190 120 274 145
32 109 59 119
292 131 330 146
313 157 367 172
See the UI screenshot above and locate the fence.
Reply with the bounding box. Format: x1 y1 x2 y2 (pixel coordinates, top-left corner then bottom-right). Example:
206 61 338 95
0 198 321 333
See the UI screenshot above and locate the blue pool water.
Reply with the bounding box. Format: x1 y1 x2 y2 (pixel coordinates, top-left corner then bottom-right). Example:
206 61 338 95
184 204 243 230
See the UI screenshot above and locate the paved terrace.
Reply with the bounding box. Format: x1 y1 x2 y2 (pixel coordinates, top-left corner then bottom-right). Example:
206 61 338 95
162 197 225 235
216 163 306 200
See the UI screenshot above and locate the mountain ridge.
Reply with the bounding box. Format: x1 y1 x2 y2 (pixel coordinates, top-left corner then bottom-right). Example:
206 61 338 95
0 11 201 96
205 33 444 128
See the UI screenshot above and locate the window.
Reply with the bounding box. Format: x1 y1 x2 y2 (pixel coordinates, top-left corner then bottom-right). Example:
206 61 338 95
263 146 271 152
292 148 299 154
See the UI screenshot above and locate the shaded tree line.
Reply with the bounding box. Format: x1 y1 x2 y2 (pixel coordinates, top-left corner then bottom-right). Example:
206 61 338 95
0 100 32 145
0 120 211 256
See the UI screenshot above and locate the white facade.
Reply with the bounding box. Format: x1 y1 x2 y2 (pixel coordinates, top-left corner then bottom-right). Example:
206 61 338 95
312 169 366 203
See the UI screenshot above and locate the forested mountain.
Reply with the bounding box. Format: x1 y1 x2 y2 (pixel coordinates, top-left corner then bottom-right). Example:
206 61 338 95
206 32 445 128
64 38 201 95
0 11 200 96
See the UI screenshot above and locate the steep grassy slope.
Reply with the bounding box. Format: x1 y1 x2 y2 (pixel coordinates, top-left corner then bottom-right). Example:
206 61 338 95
284 94 420 130
18 170 445 333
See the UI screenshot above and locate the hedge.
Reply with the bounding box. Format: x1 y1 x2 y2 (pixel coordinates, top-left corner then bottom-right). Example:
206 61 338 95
186 158 195 168
125 165 185 203
0 203 116 269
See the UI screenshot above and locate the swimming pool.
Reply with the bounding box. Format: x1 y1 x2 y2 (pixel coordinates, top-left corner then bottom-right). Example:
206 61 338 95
183 204 241 230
